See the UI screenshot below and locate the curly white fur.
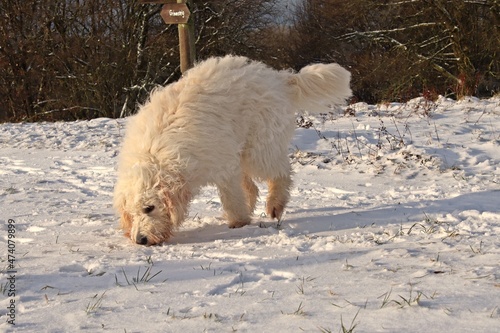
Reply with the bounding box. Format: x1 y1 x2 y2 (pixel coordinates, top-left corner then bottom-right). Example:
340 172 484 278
114 55 351 245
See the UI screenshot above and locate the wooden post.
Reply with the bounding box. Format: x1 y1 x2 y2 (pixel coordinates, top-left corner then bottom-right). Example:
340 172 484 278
177 0 195 73
139 0 195 73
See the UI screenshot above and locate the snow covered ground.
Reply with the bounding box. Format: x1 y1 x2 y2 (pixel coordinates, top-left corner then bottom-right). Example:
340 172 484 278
0 96 499 332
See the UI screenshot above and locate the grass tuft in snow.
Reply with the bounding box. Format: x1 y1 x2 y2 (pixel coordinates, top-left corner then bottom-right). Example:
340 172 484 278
115 265 166 289
469 241 485 255
296 276 317 295
379 285 429 309
4 186 19 194
203 312 221 322
0 281 9 295
318 308 360 333
340 308 361 333
85 291 106 315
282 301 307 317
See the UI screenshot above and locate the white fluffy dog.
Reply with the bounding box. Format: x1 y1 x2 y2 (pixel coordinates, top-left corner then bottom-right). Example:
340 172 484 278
114 55 351 245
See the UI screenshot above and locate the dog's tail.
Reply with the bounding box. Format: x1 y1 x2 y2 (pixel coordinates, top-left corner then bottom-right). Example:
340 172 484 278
288 63 352 113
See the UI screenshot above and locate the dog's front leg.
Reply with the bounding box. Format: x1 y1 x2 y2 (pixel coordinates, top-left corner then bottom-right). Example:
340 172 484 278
216 175 252 228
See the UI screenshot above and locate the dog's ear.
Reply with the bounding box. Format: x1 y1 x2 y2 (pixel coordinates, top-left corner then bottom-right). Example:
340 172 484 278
120 211 133 237
160 181 191 228
114 191 133 237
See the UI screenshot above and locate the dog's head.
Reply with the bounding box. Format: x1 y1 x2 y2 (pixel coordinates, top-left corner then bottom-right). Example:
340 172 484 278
114 164 190 246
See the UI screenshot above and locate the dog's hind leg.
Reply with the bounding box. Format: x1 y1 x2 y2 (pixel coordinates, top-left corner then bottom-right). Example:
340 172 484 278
266 173 292 221
217 174 252 228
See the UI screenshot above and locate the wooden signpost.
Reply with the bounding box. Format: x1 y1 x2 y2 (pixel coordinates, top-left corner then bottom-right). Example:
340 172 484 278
139 0 195 73
160 3 190 24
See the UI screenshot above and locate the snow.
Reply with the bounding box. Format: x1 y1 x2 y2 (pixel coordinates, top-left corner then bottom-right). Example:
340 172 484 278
1 96 499 332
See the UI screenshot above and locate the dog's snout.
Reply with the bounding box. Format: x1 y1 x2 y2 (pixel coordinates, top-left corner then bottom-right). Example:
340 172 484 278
137 235 148 245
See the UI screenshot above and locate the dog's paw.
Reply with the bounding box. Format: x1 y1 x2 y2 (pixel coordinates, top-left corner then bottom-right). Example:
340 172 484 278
267 204 284 220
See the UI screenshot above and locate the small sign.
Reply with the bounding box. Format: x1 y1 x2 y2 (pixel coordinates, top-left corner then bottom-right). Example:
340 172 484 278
160 3 190 24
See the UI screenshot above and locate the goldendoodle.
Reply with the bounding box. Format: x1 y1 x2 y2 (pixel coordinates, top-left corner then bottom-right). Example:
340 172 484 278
114 55 351 245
